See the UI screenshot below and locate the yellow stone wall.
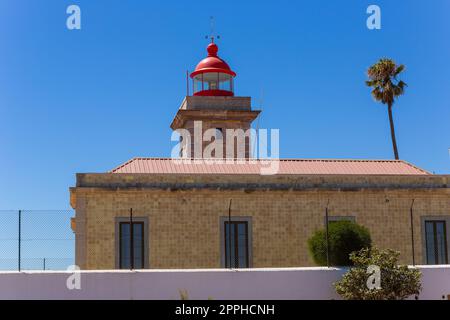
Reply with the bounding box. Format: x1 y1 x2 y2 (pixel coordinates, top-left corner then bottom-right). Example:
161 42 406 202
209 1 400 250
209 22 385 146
71 173 450 270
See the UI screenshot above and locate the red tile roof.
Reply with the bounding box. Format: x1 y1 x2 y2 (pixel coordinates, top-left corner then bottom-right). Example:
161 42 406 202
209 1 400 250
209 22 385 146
110 158 430 175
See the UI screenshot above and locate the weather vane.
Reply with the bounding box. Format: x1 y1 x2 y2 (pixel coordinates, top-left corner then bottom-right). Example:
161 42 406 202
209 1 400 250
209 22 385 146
205 16 220 43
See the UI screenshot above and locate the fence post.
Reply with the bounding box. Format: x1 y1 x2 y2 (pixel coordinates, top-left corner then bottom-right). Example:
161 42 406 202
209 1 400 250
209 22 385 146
410 199 416 266
228 199 232 269
18 210 21 272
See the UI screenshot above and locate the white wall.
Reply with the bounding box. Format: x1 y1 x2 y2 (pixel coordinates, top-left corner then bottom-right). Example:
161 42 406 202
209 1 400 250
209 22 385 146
0 266 448 300
417 266 450 300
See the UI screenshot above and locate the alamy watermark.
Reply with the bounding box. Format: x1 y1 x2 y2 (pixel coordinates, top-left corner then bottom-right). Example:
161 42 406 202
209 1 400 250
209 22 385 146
64 5 381 31
366 265 382 290
66 5 81 30
171 121 280 175
367 5 381 30
66 265 81 290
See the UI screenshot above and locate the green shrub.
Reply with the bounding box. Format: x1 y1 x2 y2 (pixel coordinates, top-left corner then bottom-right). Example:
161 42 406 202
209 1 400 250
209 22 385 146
307 220 371 266
334 247 422 300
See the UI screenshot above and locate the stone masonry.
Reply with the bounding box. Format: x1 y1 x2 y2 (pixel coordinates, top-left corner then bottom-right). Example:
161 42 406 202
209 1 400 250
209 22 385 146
70 173 450 269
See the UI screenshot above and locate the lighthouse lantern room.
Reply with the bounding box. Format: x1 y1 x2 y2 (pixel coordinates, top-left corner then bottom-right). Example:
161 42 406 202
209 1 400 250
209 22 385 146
190 40 236 97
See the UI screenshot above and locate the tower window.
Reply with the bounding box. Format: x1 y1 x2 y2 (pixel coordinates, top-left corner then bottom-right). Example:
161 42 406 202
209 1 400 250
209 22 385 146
215 128 223 140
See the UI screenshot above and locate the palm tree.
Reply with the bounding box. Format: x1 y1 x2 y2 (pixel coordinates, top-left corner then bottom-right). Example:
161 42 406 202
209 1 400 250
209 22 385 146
366 58 406 160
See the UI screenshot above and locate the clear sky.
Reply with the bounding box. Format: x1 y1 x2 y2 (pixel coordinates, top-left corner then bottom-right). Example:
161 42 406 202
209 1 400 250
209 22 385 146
0 0 449 209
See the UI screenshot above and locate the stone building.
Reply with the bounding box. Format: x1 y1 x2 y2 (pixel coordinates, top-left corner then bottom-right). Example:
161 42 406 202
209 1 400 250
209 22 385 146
70 41 450 270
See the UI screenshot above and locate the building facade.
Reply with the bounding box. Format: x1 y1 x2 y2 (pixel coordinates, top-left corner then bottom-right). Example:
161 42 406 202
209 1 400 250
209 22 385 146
70 41 450 270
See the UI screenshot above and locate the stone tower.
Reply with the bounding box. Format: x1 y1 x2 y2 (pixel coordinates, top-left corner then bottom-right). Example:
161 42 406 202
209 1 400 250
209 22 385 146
170 40 260 159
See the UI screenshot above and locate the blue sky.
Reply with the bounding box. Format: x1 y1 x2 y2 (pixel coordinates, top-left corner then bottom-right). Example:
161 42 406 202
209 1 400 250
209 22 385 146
0 0 449 209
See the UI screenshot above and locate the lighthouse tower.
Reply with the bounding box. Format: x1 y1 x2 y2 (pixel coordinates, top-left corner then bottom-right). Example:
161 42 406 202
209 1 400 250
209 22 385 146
171 39 260 159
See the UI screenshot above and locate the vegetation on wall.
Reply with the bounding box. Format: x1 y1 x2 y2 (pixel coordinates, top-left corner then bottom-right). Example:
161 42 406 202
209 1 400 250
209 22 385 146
307 220 371 266
334 247 422 300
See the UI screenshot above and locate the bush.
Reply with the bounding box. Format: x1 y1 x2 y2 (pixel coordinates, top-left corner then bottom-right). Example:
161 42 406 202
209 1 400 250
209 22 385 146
334 247 422 300
307 220 371 266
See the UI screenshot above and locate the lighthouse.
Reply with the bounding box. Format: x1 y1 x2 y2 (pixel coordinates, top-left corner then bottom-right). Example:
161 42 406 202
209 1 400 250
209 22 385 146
171 39 260 159
190 41 236 97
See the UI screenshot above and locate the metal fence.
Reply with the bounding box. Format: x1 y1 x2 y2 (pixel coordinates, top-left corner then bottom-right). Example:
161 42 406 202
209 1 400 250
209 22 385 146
0 210 75 271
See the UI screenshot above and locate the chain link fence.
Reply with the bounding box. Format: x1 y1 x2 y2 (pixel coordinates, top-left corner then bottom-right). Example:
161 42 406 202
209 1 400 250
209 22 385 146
0 210 75 271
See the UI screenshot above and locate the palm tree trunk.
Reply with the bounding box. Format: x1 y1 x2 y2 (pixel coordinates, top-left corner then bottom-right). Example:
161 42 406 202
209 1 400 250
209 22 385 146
387 103 399 160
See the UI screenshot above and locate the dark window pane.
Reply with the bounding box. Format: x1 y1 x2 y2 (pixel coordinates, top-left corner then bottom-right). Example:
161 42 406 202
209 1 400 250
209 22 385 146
436 222 448 264
224 222 231 267
238 223 246 235
120 223 130 269
425 222 436 264
229 224 235 267
133 223 144 269
119 222 145 269
224 221 249 268
425 221 448 265
237 244 247 268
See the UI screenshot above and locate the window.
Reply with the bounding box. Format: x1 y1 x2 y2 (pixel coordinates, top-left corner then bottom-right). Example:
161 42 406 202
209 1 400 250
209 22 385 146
192 73 233 94
116 217 148 269
218 74 232 91
223 219 250 268
425 220 448 265
215 128 223 140
193 76 203 93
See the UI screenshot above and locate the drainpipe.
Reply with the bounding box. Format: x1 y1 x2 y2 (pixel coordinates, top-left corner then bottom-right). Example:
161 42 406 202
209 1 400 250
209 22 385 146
325 200 330 268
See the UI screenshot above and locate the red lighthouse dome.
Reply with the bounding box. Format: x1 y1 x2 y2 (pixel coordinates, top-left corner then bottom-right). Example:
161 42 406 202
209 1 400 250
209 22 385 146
190 42 236 97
